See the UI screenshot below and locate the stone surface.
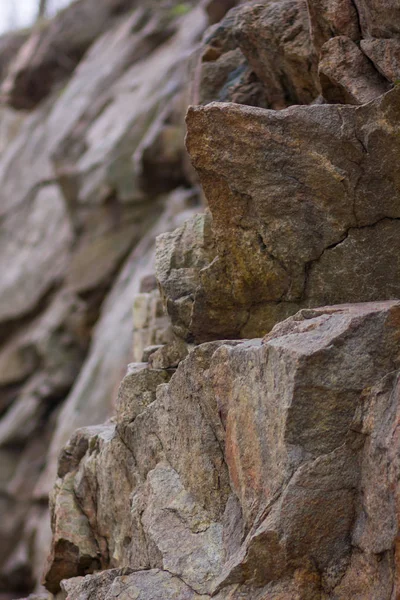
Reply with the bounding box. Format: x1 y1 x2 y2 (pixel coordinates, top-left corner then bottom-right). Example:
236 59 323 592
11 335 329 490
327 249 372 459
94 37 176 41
306 0 361 54
46 301 400 599
61 568 209 600
319 36 390 104
353 0 400 38
361 38 400 83
131 288 172 363
0 2 208 594
0 184 73 324
203 0 240 25
4 0 400 597
172 88 400 342
232 0 319 109
193 4 268 109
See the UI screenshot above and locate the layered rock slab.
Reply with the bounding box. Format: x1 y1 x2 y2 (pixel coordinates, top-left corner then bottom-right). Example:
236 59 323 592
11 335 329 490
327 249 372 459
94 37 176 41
46 301 400 598
162 87 400 342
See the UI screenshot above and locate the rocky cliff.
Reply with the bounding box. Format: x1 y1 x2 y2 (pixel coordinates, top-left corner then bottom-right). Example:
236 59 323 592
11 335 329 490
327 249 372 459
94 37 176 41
1 0 400 599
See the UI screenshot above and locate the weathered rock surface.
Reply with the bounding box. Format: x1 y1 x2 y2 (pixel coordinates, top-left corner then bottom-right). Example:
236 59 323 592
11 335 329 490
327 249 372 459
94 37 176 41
361 37 400 83
160 88 400 342
319 35 390 104
232 0 319 108
353 0 400 38
61 569 208 600
306 0 361 54
45 301 400 598
4 0 400 597
0 1 209 595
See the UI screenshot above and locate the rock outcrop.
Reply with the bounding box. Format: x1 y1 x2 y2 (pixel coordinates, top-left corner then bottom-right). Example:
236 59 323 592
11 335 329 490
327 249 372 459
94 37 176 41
44 302 400 599
2 0 400 598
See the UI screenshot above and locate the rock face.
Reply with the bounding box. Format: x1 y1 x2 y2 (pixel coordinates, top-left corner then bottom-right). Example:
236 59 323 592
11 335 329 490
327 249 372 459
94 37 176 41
160 88 400 342
45 302 400 599
0 1 210 596
3 0 400 598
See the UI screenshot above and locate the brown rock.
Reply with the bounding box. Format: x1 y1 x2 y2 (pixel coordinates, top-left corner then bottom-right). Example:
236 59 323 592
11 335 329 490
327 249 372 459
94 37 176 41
131 287 172 363
148 337 190 369
306 0 361 54
115 363 171 426
352 0 400 38
319 36 390 104
44 470 101 593
193 6 268 109
47 301 400 598
177 88 400 342
61 568 208 600
232 0 319 108
304 219 400 305
44 342 236 593
361 38 400 83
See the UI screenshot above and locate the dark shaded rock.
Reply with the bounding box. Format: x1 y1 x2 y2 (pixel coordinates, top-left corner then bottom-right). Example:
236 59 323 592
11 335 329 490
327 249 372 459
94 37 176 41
319 36 390 104
361 38 400 83
232 0 319 108
306 0 361 54
194 6 268 108
203 0 241 25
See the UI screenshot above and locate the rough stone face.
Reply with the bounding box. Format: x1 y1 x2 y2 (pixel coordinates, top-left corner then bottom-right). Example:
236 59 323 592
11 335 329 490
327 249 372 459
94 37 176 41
46 301 400 599
156 212 217 341
353 0 400 38
0 3 208 594
131 288 172 363
171 88 400 342
203 0 240 25
232 0 319 108
6 0 400 596
319 36 390 104
193 5 268 109
306 0 361 54
361 38 400 83
0 185 73 324
0 0 138 109
61 568 209 600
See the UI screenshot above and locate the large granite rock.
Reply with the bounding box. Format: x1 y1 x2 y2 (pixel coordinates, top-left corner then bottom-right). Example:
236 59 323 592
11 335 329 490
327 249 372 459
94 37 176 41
45 301 400 598
61 569 208 600
158 87 400 342
195 0 319 110
5 0 400 596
